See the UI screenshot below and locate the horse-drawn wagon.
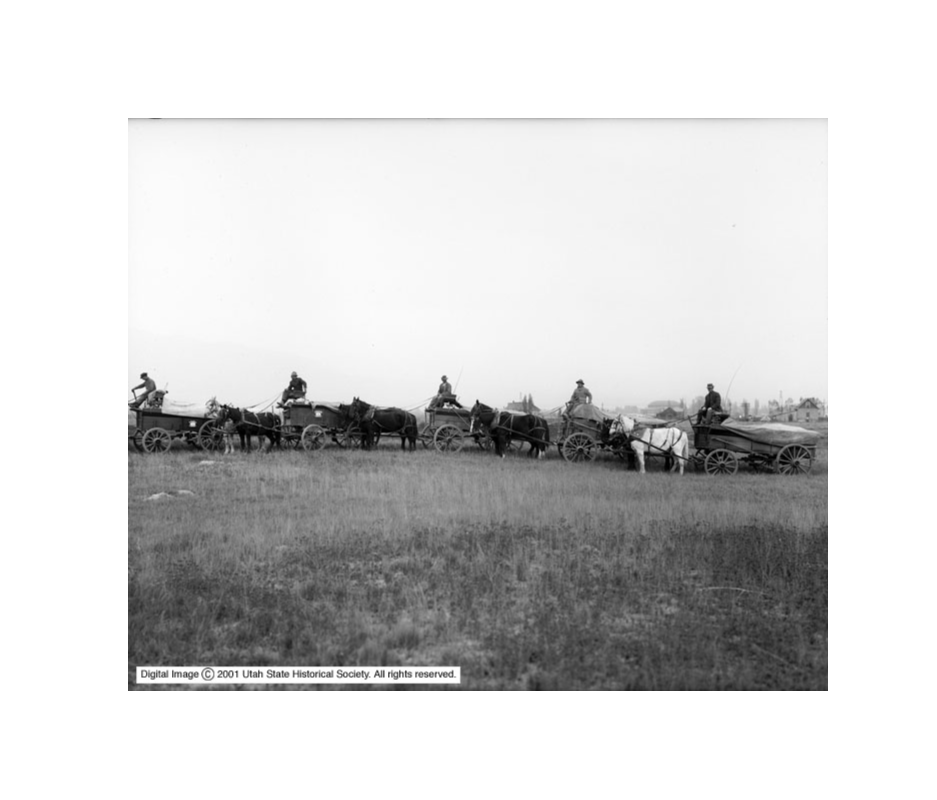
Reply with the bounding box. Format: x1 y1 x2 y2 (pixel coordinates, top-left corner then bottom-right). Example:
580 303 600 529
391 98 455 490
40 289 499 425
690 418 819 475
554 404 630 462
278 401 362 451
420 405 493 452
129 407 221 453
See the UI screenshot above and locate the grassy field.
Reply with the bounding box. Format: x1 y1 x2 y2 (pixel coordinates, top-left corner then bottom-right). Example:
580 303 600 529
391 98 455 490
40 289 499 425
129 425 827 690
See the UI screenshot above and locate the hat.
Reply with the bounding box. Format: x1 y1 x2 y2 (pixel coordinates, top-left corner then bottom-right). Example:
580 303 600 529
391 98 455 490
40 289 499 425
291 371 297 377
707 383 714 389
441 375 447 381
140 372 147 378
576 379 584 385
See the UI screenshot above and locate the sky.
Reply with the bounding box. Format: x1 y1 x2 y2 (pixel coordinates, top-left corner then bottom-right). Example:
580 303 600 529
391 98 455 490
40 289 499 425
129 119 827 413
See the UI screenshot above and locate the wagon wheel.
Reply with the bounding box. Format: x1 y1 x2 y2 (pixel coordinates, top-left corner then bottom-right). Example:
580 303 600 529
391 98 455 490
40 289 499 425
338 423 364 450
704 449 738 476
503 437 521 453
434 424 464 453
474 429 493 450
561 433 596 463
610 437 630 461
277 426 298 449
418 424 436 450
198 420 223 451
301 424 327 451
131 429 144 452
775 444 813 475
142 427 172 454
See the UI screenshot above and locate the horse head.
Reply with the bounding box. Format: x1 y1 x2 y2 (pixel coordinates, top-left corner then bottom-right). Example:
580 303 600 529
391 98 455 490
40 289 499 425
349 397 370 421
618 415 635 435
216 404 240 424
470 400 494 433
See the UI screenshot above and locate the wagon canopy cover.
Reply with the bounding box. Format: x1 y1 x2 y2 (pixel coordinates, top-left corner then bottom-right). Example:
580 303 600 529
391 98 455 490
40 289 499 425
160 399 215 417
721 418 821 445
568 404 615 422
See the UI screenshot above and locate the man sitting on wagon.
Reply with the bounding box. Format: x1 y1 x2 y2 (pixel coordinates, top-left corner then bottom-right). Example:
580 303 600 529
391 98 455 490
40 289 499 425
696 383 724 424
280 371 308 406
129 372 160 409
565 379 593 416
429 375 462 409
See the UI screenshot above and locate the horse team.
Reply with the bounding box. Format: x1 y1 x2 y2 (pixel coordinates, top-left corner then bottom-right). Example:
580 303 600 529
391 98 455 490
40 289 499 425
213 397 687 474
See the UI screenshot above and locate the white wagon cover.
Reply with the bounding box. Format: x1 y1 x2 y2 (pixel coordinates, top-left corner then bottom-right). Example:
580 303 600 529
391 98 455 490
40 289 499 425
720 418 820 445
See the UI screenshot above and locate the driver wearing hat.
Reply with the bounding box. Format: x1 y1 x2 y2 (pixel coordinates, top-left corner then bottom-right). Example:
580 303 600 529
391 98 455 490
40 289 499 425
129 372 158 409
697 383 723 424
431 375 462 409
567 379 593 413
281 371 308 406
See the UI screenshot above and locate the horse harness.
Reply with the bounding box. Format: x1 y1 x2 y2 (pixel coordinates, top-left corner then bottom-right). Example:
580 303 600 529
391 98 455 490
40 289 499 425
361 405 413 433
224 406 280 434
628 424 688 462
475 408 546 444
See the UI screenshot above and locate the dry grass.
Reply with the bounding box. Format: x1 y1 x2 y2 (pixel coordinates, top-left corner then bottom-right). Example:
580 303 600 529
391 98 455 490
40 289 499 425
129 429 827 690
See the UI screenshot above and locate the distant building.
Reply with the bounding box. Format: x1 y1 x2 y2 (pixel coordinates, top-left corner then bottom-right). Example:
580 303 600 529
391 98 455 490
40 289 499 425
655 407 680 420
795 398 824 423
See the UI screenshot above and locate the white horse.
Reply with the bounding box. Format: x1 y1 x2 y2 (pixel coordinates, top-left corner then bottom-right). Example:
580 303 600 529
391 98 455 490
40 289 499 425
618 416 690 475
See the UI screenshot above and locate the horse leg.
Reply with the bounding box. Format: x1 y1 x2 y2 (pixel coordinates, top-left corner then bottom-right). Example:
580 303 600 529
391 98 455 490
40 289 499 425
677 436 687 475
634 445 646 474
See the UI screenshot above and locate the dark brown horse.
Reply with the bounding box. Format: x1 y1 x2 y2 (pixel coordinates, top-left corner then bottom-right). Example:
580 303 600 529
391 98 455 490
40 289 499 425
349 397 417 451
217 405 280 452
470 401 550 458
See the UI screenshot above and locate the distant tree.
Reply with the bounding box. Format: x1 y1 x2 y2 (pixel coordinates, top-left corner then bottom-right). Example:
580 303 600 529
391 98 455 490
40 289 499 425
754 399 761 416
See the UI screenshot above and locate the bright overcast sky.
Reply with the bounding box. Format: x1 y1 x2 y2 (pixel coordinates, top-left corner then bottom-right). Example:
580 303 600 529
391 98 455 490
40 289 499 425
129 119 826 412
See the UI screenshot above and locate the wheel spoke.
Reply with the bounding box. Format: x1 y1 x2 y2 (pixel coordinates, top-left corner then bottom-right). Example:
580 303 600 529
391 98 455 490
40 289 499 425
301 424 326 451
705 449 737 476
776 444 812 475
142 427 171 454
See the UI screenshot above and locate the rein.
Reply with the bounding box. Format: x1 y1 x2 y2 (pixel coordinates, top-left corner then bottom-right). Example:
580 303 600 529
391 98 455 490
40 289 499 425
222 407 281 435
627 425 690 463
472 406 547 443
